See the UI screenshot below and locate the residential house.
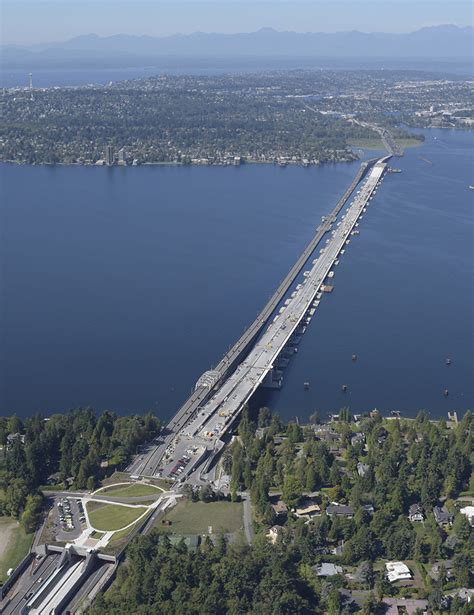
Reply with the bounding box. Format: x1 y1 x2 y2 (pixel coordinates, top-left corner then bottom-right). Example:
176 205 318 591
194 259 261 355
357 462 369 477
271 499 288 519
429 560 454 581
460 505 474 526
6 433 25 447
433 506 453 527
294 501 321 520
330 541 344 556
313 563 343 577
326 504 354 519
266 525 285 544
382 598 428 614
409 503 424 523
385 561 413 583
351 433 365 447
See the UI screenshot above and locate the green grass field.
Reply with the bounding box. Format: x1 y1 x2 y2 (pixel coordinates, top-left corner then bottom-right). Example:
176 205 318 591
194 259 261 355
99 483 162 498
0 518 34 584
349 137 423 150
90 530 106 539
162 500 244 535
86 503 147 531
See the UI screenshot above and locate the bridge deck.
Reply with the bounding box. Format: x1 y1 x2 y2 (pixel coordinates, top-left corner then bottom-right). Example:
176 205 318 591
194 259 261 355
157 159 388 482
127 157 377 478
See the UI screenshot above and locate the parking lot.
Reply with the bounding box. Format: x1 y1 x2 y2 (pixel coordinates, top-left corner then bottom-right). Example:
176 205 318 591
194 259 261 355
53 497 84 542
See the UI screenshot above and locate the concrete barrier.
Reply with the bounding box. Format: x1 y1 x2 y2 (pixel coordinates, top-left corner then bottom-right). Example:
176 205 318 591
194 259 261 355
0 552 35 599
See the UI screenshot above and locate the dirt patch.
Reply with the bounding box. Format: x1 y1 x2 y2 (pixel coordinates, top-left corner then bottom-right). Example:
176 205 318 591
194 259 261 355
0 518 16 554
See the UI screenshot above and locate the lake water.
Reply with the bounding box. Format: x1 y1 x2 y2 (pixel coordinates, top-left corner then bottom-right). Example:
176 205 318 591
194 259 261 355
1 129 473 421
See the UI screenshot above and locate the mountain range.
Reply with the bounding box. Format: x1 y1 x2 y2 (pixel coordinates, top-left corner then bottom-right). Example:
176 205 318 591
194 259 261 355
3 26 472 68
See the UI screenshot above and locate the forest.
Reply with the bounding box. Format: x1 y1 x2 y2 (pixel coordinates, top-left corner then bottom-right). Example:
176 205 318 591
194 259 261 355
0 408 160 529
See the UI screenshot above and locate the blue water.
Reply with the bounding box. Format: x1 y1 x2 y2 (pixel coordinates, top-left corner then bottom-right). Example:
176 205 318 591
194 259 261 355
1 129 473 420
2 57 472 88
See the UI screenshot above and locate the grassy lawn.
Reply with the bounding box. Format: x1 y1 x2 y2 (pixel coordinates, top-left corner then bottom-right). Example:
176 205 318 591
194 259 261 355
161 500 244 535
86 503 147 531
90 530 106 539
349 137 423 150
99 483 162 498
0 518 34 584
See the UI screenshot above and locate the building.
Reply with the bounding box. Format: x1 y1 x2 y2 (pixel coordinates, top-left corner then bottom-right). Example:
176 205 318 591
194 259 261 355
385 561 412 583
409 503 424 523
433 506 453 527
313 563 343 577
271 499 288 518
326 504 354 519
105 145 114 166
351 433 365 447
429 560 454 581
382 598 428 614
117 148 127 165
460 506 474 526
6 433 25 447
294 500 321 519
357 462 369 477
266 525 285 544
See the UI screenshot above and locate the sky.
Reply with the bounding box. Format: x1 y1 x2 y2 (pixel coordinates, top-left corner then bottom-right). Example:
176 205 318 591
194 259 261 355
1 0 472 46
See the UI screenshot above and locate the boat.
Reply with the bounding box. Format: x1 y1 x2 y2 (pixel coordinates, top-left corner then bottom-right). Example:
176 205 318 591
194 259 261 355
443 389 449 397
304 382 310 390
469 185 474 190
445 358 452 366
342 384 348 392
352 354 357 362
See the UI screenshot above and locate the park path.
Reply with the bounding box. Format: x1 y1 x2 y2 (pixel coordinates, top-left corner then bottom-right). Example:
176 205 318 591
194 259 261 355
242 493 254 544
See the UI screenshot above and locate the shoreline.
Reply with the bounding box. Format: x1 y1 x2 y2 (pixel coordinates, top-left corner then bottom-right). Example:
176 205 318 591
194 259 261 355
0 157 359 168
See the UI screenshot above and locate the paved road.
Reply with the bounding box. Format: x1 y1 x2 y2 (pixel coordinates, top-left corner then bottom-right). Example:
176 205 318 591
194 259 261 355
1 553 61 615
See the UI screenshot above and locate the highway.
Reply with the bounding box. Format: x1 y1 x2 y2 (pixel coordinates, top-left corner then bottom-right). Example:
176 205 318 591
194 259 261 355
156 158 388 481
127 157 375 478
1 554 61 615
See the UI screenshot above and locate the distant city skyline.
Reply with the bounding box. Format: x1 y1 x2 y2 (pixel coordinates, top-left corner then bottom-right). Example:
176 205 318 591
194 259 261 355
2 0 472 46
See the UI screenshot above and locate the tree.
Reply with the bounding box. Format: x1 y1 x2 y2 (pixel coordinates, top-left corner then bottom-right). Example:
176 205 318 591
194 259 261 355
200 484 214 503
4 478 29 517
21 494 43 533
326 588 342 615
361 592 380 615
452 513 471 542
356 561 374 589
7 415 23 434
281 475 302 508
453 552 471 587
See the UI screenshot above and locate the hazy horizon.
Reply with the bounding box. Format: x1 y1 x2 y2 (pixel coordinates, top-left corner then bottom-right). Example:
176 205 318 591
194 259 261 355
2 0 472 46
